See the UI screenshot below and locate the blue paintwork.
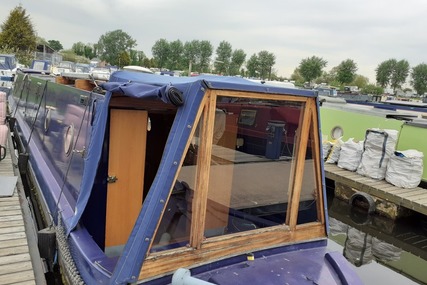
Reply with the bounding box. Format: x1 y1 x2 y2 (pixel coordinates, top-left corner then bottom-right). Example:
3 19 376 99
8 70 363 285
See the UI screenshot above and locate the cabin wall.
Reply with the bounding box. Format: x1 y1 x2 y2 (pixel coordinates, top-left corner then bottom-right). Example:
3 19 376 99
10 73 99 211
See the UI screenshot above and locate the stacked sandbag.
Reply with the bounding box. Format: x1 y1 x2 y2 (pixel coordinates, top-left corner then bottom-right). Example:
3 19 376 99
357 128 399 180
337 138 364 171
325 138 344 164
385 150 424 188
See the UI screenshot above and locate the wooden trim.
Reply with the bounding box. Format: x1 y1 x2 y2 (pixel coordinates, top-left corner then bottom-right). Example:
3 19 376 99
190 90 217 249
139 223 326 281
140 91 327 281
309 99 326 224
286 101 312 229
146 96 209 252
215 90 309 102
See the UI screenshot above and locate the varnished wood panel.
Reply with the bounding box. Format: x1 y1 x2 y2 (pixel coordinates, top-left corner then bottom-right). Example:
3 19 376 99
105 109 147 248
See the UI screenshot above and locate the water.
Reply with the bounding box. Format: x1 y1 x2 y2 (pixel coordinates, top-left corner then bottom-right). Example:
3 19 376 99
327 192 427 284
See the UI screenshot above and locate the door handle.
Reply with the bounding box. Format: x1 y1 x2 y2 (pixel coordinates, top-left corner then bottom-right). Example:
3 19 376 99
107 175 118 183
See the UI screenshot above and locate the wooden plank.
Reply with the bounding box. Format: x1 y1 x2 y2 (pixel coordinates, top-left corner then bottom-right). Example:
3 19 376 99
0 205 21 211
0 131 36 285
0 253 31 266
0 231 27 242
0 215 23 222
0 245 29 256
0 225 25 234
400 189 427 199
0 209 23 216
0 260 33 275
326 163 427 217
0 219 24 228
141 224 325 281
0 238 28 249
0 270 35 285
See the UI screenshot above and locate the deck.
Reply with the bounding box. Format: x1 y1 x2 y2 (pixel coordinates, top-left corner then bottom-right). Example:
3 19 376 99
0 131 45 284
324 163 427 216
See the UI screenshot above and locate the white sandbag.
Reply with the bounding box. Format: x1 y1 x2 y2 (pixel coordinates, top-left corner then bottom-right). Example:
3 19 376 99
337 138 364 171
385 149 424 188
357 128 399 180
325 138 344 164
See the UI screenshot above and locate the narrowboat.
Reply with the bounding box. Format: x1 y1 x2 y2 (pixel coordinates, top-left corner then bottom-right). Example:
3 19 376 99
7 70 363 284
0 54 16 94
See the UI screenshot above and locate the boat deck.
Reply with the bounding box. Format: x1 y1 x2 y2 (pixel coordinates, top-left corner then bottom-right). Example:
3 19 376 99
324 164 427 216
0 131 44 284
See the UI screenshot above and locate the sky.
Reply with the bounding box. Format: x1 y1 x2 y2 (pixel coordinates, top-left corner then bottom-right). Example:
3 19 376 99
1 0 426 82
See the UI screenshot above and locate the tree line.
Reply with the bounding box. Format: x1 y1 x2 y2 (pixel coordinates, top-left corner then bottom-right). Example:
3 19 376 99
1 5 427 96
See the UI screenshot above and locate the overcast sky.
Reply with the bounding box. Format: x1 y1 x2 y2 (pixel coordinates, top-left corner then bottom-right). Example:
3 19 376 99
1 0 426 82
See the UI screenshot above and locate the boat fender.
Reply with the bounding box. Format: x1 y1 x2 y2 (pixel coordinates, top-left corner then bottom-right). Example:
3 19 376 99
172 268 215 285
166 87 184 106
349 192 376 214
38 227 56 271
18 152 29 175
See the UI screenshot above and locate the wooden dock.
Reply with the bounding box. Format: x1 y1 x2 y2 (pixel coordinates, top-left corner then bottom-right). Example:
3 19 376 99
324 163 427 217
0 132 45 284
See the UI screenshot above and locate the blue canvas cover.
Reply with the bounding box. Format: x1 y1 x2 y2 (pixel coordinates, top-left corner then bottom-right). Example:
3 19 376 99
66 72 316 233
63 71 318 283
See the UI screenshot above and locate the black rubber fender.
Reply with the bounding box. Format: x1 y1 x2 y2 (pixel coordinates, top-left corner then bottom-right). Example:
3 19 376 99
349 192 376 214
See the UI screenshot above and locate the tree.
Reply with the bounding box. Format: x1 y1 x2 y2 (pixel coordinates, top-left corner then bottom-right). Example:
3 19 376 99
298 56 327 85
361 84 384 95
411 63 427 95
257 50 276 80
229 49 246 76
198 40 213 73
375 59 396 88
215 41 233 75
97 29 136 66
118 51 130 68
390 60 409 93
0 5 37 66
151 38 170 69
167 40 183 71
129 50 146 66
182 40 200 74
351 74 369 89
336 59 358 84
72 42 86 56
48 40 63 51
290 68 304 85
246 54 259 78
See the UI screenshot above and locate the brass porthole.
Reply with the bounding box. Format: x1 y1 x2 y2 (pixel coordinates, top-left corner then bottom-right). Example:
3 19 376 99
64 124 75 156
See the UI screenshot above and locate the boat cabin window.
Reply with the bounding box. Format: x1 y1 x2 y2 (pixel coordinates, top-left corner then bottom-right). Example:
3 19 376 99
150 90 323 255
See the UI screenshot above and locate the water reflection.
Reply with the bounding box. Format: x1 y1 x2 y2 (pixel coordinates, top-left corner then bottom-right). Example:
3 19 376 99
328 196 427 284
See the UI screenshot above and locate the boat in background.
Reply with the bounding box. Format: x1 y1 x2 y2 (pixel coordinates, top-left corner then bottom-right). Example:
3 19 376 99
0 54 17 94
7 70 362 284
